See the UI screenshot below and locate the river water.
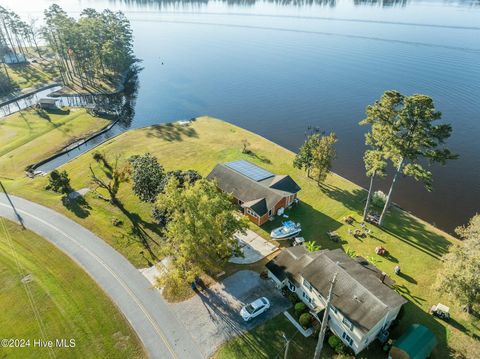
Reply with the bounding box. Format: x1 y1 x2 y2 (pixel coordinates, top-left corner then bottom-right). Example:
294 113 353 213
4 0 480 233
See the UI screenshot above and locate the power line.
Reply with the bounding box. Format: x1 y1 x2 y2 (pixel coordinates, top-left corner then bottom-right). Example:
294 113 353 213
0 217 56 359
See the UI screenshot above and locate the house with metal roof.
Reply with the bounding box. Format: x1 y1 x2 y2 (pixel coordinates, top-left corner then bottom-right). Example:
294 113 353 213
266 246 407 354
206 160 301 225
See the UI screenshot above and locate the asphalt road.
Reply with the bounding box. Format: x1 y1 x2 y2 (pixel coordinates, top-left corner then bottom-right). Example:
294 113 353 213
0 193 203 359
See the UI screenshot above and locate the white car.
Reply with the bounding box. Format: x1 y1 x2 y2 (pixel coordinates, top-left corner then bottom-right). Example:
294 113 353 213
240 297 270 321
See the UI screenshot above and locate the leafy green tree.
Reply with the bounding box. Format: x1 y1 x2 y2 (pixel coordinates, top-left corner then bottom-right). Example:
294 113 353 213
437 214 480 314
43 5 135 88
46 170 71 194
360 91 457 226
155 178 247 290
293 133 317 178
312 132 337 185
294 132 337 185
158 170 202 193
129 153 164 203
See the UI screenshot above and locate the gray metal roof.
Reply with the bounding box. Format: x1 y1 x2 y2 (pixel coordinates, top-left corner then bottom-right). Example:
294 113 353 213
206 161 301 216
267 248 407 333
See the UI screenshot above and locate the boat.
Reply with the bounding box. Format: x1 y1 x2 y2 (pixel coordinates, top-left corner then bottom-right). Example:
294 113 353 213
270 221 301 239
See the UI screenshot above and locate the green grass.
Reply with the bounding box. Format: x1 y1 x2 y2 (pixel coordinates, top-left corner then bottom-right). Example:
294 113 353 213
213 314 329 359
0 108 110 178
0 217 145 359
6 60 58 91
3 117 479 357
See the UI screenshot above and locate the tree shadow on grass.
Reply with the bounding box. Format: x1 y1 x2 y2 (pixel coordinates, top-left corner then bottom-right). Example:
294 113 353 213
113 198 162 263
321 182 451 261
61 195 91 218
145 123 198 142
321 184 366 213
397 271 417 284
393 284 426 305
382 208 451 260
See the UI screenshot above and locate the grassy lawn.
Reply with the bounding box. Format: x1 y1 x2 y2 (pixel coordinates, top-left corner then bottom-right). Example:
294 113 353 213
6 59 58 91
0 108 111 178
2 117 479 357
0 217 145 359
213 314 330 359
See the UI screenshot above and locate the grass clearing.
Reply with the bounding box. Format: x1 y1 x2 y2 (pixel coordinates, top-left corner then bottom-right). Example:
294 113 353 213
0 108 111 177
6 59 58 91
2 117 479 357
213 314 325 359
0 217 145 359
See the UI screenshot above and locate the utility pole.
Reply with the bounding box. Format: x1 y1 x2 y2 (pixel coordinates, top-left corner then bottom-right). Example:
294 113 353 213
313 272 337 359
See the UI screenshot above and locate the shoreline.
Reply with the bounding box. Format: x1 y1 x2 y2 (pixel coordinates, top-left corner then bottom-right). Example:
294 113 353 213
28 116 120 173
24 115 457 238
0 82 60 107
83 117 462 239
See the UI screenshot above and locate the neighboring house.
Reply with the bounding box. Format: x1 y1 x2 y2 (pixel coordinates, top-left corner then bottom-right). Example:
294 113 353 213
266 247 407 354
207 160 301 225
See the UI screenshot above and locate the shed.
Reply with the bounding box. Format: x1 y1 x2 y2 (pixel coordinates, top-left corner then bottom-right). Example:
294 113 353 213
389 324 437 359
38 98 58 110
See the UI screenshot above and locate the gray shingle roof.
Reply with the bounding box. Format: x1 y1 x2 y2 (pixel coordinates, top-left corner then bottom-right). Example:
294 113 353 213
267 248 407 333
206 161 301 216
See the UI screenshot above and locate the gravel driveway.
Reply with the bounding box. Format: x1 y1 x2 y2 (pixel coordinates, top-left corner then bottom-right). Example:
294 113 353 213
168 270 291 358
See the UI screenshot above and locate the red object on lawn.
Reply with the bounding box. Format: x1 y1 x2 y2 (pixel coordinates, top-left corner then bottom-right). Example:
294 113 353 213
375 246 387 256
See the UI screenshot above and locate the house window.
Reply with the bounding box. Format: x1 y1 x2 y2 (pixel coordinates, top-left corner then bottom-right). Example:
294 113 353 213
268 209 272 216
302 291 313 304
246 208 258 218
342 332 354 347
303 278 313 292
331 306 338 314
342 317 354 330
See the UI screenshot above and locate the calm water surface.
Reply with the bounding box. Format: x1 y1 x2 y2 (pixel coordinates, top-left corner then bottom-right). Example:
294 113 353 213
6 0 480 233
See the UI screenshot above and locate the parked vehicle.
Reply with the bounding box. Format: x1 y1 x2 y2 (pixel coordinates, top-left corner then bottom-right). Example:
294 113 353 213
270 221 301 239
430 303 450 320
240 297 270 321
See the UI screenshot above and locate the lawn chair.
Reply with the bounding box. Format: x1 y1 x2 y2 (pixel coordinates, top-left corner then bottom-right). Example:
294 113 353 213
327 231 339 242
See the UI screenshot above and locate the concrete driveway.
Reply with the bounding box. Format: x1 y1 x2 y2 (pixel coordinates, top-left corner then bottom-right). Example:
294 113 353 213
168 270 291 357
229 230 278 264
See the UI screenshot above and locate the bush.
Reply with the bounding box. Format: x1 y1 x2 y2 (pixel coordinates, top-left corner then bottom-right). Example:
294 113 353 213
371 190 387 208
299 312 312 328
294 302 307 316
288 292 299 304
46 170 71 194
328 334 346 355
